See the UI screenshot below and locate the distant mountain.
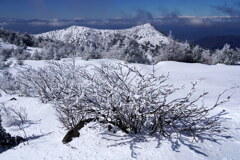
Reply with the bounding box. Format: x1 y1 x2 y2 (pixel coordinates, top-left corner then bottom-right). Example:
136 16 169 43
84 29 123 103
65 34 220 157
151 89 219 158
35 23 170 47
193 35 240 50
35 23 178 63
36 24 240 65
1 24 239 66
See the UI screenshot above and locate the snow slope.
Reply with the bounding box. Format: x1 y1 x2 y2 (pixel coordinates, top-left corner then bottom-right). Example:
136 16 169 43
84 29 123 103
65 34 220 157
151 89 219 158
0 38 42 54
0 38 17 50
35 23 169 46
0 58 240 160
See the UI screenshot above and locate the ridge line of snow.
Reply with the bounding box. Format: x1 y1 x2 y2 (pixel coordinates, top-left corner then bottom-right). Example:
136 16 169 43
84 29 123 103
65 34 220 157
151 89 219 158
35 23 169 46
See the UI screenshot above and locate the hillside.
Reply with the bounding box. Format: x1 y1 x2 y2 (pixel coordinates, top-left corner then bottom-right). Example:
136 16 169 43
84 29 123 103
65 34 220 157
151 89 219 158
1 24 239 65
34 23 178 63
35 23 169 46
0 58 240 160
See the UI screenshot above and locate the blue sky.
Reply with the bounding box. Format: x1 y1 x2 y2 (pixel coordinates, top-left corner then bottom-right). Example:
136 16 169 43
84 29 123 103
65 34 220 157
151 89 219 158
1 0 240 40
0 0 240 19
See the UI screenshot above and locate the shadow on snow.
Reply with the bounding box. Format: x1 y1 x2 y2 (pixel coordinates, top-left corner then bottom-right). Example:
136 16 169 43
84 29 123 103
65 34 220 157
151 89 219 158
100 130 233 158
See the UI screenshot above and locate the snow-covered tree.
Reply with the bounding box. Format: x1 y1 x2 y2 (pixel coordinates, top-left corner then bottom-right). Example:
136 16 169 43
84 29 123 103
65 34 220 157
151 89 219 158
212 44 239 65
156 33 190 62
12 47 31 60
191 45 203 63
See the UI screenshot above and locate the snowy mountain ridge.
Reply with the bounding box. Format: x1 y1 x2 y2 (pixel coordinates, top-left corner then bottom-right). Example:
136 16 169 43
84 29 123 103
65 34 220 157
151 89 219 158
35 23 170 46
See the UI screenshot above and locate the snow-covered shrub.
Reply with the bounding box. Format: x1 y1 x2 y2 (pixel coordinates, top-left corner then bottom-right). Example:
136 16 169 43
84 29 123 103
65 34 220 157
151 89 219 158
0 71 17 94
16 61 83 102
155 37 202 64
0 104 28 128
157 37 181 62
212 44 239 65
34 41 79 60
0 47 31 66
0 114 25 148
15 62 230 143
0 103 28 139
63 64 228 136
0 55 5 69
12 47 31 60
121 39 150 64
0 29 40 47
0 48 13 61
16 59 24 66
82 50 102 61
154 34 238 65
31 50 43 60
199 49 213 64
0 49 12 69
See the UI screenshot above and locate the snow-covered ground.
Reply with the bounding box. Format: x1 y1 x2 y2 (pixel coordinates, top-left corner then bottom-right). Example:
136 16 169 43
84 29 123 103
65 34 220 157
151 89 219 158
0 38 42 54
0 38 17 50
0 58 240 160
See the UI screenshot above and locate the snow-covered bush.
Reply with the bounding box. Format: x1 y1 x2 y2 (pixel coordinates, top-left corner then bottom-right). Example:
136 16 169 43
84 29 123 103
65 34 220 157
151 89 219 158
12 47 31 61
0 29 40 47
154 34 239 65
0 103 28 139
31 50 43 60
0 48 12 61
82 50 102 61
0 49 12 69
61 64 229 139
16 61 83 102
0 71 17 94
120 39 150 64
33 41 80 60
0 56 5 70
15 62 230 143
212 44 239 65
0 104 28 128
155 37 203 64
0 113 25 148
0 47 30 65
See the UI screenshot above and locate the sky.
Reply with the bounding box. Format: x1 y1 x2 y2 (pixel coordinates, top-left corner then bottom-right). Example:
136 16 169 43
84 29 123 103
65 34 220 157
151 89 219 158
1 0 240 41
0 0 240 19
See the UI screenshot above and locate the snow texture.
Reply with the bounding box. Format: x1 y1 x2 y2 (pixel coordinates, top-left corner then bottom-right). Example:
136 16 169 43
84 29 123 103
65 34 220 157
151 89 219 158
0 38 42 54
0 58 240 160
0 38 17 50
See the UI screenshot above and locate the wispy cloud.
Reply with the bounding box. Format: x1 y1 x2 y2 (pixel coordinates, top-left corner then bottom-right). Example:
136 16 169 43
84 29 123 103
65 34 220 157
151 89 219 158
27 0 55 18
1 16 240 41
1 16 240 29
212 5 240 16
134 9 153 21
165 11 181 18
26 19 74 27
235 1 240 7
157 6 182 18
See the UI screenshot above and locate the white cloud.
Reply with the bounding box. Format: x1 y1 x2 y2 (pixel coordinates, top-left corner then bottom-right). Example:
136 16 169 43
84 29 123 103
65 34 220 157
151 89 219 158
29 21 48 26
188 18 205 26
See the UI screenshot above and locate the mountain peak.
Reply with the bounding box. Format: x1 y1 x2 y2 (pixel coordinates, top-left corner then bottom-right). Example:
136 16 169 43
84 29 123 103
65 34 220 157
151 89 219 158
131 23 155 30
66 25 89 30
35 23 169 46
66 23 155 31
139 23 154 28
